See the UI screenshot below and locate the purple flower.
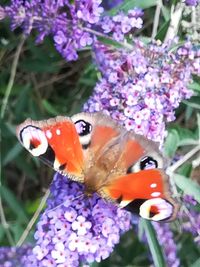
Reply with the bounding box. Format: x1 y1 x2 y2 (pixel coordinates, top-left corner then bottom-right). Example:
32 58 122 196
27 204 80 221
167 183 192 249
19 173 131 266
84 39 199 142
2 0 143 61
100 8 143 41
185 0 200 6
76 0 104 24
3 0 103 61
0 244 34 266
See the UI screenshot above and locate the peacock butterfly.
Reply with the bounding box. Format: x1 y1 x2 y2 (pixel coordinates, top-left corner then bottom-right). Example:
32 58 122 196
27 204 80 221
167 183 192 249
16 112 179 221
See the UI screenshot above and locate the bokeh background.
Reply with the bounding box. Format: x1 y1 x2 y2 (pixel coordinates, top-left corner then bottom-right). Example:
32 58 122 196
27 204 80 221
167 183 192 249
0 0 200 266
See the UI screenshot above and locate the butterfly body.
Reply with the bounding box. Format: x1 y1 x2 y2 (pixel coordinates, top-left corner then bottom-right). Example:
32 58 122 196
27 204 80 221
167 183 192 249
16 112 179 221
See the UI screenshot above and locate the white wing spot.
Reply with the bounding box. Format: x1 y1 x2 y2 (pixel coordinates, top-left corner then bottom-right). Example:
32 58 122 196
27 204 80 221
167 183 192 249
151 192 161 197
56 129 61 135
21 126 48 157
46 130 52 139
150 183 157 188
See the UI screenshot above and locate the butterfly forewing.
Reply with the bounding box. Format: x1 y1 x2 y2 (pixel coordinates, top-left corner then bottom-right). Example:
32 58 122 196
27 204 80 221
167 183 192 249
16 116 84 181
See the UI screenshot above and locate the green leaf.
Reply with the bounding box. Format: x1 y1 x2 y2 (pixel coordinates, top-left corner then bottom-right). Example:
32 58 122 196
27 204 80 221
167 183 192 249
138 219 145 241
188 81 200 92
141 219 166 267
161 5 170 21
173 174 200 204
177 163 192 177
3 143 23 166
15 156 38 180
97 36 127 49
21 59 59 73
11 223 24 243
0 225 5 242
119 0 157 10
42 100 59 116
25 198 42 214
191 258 200 267
109 0 157 15
165 125 198 148
184 97 200 110
185 106 194 121
14 86 31 118
197 113 200 140
0 185 28 223
163 129 179 157
155 20 170 41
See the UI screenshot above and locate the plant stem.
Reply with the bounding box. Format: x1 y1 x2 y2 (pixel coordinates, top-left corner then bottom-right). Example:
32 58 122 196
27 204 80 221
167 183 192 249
151 0 162 39
167 145 200 174
16 189 50 247
164 3 184 42
81 26 133 49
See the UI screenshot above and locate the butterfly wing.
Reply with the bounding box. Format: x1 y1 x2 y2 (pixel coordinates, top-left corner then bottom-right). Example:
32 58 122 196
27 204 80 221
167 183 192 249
100 131 178 222
101 169 179 221
16 116 84 181
16 112 179 221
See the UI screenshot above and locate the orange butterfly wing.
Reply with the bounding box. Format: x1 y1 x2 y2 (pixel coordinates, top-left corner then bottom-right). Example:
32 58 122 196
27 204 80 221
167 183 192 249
16 116 84 181
16 112 179 221
102 169 179 221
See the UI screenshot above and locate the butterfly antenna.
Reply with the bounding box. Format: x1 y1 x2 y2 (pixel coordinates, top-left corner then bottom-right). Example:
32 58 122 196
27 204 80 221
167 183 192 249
45 193 85 214
72 193 85 201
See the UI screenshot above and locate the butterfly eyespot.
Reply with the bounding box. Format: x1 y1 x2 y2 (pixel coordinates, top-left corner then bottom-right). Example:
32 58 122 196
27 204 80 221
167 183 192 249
140 156 158 170
19 125 48 157
139 198 173 221
74 120 92 136
127 155 161 173
74 119 93 149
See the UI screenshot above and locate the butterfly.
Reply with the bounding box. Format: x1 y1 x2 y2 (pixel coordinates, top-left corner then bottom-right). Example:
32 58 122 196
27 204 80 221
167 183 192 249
16 112 179 221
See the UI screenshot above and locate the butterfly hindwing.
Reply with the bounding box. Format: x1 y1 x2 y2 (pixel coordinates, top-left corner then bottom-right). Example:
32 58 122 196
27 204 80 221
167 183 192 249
101 169 179 221
16 116 84 181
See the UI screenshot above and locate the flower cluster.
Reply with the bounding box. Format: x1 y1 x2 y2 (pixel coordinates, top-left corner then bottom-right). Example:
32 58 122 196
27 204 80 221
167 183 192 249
0 244 33 266
84 40 200 142
3 0 103 61
185 0 200 6
1 0 143 61
21 173 131 266
100 8 143 41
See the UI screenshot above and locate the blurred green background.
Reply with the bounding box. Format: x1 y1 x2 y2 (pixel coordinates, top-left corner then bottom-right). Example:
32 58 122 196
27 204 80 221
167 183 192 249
0 0 200 266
